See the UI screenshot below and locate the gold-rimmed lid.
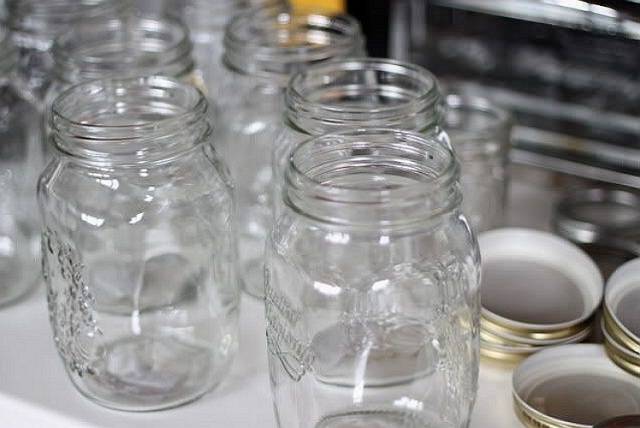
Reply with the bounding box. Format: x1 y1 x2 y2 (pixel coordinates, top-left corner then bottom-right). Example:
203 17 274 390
605 258 640 352
481 314 592 345
602 317 640 377
479 229 603 336
513 344 640 428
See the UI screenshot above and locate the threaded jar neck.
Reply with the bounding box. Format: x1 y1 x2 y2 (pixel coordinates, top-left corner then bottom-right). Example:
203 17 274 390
285 58 443 136
0 28 18 77
7 0 129 50
51 76 210 165
52 16 194 85
223 9 364 86
284 129 461 227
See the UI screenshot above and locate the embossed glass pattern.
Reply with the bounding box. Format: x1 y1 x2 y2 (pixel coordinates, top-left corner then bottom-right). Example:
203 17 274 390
7 0 128 102
218 9 364 298
444 94 512 234
0 28 42 306
38 76 239 411
273 58 449 219
266 129 481 428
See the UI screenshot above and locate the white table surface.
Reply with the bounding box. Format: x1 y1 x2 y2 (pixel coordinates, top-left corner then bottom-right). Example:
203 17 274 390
0 174 556 427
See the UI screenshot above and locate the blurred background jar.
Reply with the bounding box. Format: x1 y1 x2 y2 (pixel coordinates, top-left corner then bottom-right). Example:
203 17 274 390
443 94 512 234
44 14 198 147
219 8 364 298
6 0 129 103
38 76 238 411
0 28 43 306
166 0 285 101
273 57 448 219
266 129 480 428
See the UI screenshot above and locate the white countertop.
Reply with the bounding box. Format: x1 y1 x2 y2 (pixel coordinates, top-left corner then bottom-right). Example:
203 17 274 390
0 174 556 427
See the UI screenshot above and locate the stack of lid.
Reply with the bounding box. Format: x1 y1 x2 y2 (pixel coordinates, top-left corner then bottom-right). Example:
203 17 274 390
478 228 604 362
602 258 640 377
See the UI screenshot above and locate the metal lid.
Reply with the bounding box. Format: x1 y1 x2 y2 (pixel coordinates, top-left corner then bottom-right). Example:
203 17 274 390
603 316 640 378
594 415 640 428
605 259 640 353
554 188 640 256
479 228 603 333
513 345 640 428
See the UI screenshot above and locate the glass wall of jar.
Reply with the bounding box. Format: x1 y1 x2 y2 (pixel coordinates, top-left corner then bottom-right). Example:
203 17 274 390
38 76 239 411
273 58 449 219
44 14 197 130
266 129 480 428
166 0 284 101
0 28 43 306
443 94 512 234
6 0 129 102
219 8 364 298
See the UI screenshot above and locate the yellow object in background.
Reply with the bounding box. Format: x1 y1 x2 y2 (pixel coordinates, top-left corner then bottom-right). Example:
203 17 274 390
290 0 345 14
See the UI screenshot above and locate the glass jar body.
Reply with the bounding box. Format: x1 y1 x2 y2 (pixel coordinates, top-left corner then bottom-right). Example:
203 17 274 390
216 69 285 298
266 209 480 428
0 75 43 305
38 142 239 411
444 95 512 234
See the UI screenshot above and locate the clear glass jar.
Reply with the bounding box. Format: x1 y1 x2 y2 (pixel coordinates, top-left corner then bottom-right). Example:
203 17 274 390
38 76 239 411
266 129 481 428
443 94 512 234
273 58 449 219
0 28 43 306
219 9 364 298
166 0 283 100
44 15 197 129
6 0 129 102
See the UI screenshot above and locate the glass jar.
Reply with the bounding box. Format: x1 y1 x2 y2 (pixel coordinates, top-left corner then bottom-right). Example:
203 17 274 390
38 76 239 411
0 28 43 306
6 0 129 102
166 0 283 100
266 129 481 428
443 94 512 234
273 58 449 219
219 9 364 298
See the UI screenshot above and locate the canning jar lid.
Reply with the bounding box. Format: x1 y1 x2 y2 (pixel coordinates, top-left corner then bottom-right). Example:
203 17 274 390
605 258 640 353
513 344 640 428
479 228 603 334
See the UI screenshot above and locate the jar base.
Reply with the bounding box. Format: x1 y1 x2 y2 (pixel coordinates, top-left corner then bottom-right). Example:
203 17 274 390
72 335 221 412
314 409 456 428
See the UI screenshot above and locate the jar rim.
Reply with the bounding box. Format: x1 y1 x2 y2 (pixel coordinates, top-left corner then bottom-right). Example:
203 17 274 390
52 16 194 84
285 58 442 135
284 128 460 222
51 76 209 162
223 9 363 83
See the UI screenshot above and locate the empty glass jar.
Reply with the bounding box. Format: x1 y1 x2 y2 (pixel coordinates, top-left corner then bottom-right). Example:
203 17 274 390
39 76 239 411
443 94 512 233
273 58 449 219
44 15 198 139
166 0 283 100
0 28 42 306
266 129 481 428
218 9 364 298
7 0 128 102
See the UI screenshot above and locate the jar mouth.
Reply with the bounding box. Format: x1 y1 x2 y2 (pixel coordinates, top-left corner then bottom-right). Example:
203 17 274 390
51 76 208 162
286 58 442 135
285 129 460 225
223 9 363 83
7 0 130 42
53 16 194 84
444 94 512 154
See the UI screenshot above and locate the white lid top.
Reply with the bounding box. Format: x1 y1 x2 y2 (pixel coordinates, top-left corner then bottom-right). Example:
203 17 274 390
513 344 640 428
479 228 603 331
606 258 640 343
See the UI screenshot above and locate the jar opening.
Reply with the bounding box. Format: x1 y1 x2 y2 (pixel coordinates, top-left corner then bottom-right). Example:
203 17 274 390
285 129 460 225
51 76 209 163
224 9 363 84
7 0 129 45
53 16 194 84
286 58 442 135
